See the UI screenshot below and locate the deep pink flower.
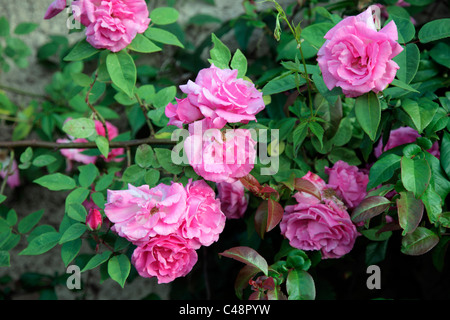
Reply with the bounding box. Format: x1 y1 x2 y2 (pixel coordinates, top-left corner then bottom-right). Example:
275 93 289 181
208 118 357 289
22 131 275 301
177 64 265 128
86 208 103 231
44 0 67 19
104 183 187 245
184 124 257 183
94 120 124 162
317 6 403 97
325 160 369 209
280 192 358 259
72 0 151 52
374 126 440 158
217 180 248 219
131 233 198 284
165 97 203 129
57 138 97 171
179 180 226 248
0 157 20 189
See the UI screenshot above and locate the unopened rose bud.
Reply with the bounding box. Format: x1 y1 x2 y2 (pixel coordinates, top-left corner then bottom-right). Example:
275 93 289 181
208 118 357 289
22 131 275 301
86 208 102 231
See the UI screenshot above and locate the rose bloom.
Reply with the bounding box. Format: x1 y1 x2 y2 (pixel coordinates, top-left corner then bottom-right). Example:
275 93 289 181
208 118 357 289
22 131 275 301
374 126 440 158
131 233 198 284
72 0 150 52
165 97 203 129
104 182 187 245
184 124 257 183
179 179 226 248
44 0 66 19
325 160 369 209
0 157 20 190
176 64 265 129
317 6 403 98
280 192 358 259
217 180 248 220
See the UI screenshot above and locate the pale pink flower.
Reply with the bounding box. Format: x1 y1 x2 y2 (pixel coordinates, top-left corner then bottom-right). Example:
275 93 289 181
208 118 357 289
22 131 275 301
374 126 440 158
184 124 257 183
179 179 226 248
317 6 403 97
44 0 67 19
72 0 151 52
177 64 265 128
280 192 358 259
217 180 248 219
57 138 97 171
131 233 198 284
104 183 187 245
325 160 369 209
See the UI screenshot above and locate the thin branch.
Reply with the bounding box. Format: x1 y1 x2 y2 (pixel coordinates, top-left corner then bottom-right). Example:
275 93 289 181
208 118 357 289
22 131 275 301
0 84 50 100
0 137 175 150
135 93 155 136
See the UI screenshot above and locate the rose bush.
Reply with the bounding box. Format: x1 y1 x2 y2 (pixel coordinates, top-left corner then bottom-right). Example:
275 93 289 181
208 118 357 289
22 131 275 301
0 0 449 301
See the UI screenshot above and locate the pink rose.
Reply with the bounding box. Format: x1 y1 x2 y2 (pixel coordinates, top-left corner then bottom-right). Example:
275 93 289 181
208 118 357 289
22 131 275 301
72 0 150 52
0 157 20 190
44 0 66 19
217 180 248 219
177 64 265 128
325 160 369 209
57 138 97 171
179 180 226 248
317 6 403 97
104 182 187 245
165 98 203 129
280 192 358 259
374 126 440 158
131 233 198 284
184 124 257 183
86 208 103 231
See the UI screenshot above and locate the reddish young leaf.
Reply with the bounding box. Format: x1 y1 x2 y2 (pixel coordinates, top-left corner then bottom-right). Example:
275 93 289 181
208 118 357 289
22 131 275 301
219 246 268 276
254 200 269 239
397 191 424 235
267 198 284 232
351 196 391 223
240 173 262 195
293 178 321 200
234 265 261 300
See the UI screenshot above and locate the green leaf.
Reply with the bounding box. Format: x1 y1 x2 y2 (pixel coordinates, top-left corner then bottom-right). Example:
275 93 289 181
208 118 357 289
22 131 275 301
293 122 308 155
14 22 38 35
355 92 381 141
135 144 154 169
230 49 248 78
394 43 420 84
301 22 334 49
418 18 450 43
144 169 160 188
78 163 99 188
62 117 96 139
144 27 184 48
401 156 431 198
64 39 100 61
390 79 420 93
82 250 112 272
286 269 316 300
32 155 57 167
441 131 450 179
106 50 137 98
402 98 439 134
0 17 10 37
0 195 6 205
59 223 87 244
122 164 146 184
108 254 131 288
34 173 76 191
401 227 439 256
67 203 88 222
397 191 424 235
429 42 450 69
154 148 183 175
18 209 44 234
351 196 391 223
219 246 268 276
95 135 110 158
61 239 82 267
367 154 402 190
421 185 442 225
150 7 179 25
128 34 162 53
0 251 10 267
153 86 177 109
208 33 231 69
308 122 324 149
19 232 61 256
262 73 304 95
95 172 115 191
